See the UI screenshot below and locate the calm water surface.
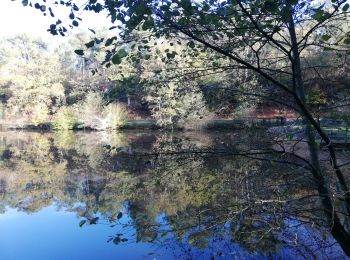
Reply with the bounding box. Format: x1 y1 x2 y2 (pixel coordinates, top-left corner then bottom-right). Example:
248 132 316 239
0 130 347 259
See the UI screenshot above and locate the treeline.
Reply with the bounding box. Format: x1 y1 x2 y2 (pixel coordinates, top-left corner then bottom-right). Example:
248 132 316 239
0 33 129 130
0 33 222 130
0 31 348 130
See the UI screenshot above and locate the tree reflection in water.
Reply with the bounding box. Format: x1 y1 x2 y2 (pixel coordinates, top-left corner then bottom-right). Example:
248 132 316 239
0 130 347 258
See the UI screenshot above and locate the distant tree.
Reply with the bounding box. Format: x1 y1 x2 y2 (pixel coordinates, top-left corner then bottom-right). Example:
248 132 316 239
0 34 65 124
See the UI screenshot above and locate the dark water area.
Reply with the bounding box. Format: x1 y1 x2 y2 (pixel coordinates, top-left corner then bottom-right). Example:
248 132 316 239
0 130 348 259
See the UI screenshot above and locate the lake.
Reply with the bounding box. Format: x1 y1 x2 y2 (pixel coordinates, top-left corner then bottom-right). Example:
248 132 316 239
0 130 348 259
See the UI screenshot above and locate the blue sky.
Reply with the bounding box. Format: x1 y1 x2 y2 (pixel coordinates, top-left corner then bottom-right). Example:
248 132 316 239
0 0 113 40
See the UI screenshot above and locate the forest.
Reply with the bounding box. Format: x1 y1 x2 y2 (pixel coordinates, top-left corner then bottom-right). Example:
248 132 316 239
1 0 350 259
0 31 289 130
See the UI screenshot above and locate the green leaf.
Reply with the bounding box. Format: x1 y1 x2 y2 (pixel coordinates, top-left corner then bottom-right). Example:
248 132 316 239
264 1 279 12
85 40 95 48
93 3 103 12
321 35 331 41
181 0 192 11
90 217 99 224
112 55 121 64
187 41 195 48
79 220 86 227
95 37 103 44
113 237 121 245
281 9 290 22
178 17 188 26
74 49 84 56
117 49 128 58
312 10 324 22
72 20 79 27
342 3 349 12
105 37 117 46
166 52 177 59
142 19 154 30
112 49 128 64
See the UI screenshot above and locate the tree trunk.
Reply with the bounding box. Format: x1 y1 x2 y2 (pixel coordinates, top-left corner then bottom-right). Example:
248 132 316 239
82 57 85 86
286 3 350 254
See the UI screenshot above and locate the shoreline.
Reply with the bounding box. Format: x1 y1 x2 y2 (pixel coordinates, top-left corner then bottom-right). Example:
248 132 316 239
0 118 288 132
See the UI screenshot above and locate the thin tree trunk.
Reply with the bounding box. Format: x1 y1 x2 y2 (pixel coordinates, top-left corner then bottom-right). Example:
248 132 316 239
286 2 350 254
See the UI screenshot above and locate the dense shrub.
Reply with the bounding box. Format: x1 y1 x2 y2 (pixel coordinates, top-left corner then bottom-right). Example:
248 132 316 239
71 92 128 130
31 104 50 126
52 107 79 130
75 92 104 129
103 103 128 129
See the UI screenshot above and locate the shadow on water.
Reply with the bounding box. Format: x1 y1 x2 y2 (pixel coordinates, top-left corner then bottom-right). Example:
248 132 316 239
0 130 348 259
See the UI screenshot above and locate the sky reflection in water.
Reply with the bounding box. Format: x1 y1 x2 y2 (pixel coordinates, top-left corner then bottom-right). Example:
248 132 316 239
0 131 347 259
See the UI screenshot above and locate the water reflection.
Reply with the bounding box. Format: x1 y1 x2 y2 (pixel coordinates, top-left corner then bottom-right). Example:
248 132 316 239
0 130 347 259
